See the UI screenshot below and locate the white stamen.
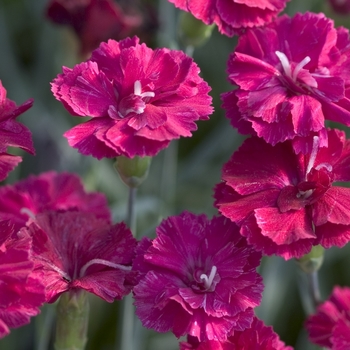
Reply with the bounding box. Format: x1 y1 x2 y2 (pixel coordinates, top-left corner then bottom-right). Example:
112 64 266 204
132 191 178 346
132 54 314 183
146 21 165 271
200 265 217 290
306 136 320 176
79 258 131 278
296 189 314 199
20 208 36 220
275 51 292 78
134 80 155 99
292 56 311 81
315 163 333 172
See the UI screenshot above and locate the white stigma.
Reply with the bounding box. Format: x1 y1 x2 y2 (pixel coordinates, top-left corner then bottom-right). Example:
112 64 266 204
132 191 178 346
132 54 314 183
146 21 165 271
20 207 36 220
306 136 320 176
275 51 311 82
134 80 155 99
200 265 217 290
79 258 131 278
292 56 311 81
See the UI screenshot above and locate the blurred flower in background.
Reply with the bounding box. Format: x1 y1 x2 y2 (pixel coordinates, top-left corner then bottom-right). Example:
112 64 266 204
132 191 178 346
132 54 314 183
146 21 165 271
0 81 34 182
45 0 143 56
0 171 111 231
168 0 289 36
306 285 350 349
0 221 45 338
180 317 293 349
328 0 350 15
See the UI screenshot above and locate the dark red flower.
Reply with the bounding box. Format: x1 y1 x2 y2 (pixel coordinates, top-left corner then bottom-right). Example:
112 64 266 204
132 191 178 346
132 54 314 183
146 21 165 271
328 0 350 15
306 286 350 349
223 12 350 154
0 171 110 231
52 36 213 158
0 221 45 338
168 0 288 37
46 0 142 55
26 210 137 303
0 80 34 181
180 317 293 349
214 128 350 259
133 212 263 342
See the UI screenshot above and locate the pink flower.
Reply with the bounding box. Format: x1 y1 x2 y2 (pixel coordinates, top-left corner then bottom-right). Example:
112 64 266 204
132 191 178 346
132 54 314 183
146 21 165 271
168 0 288 37
0 80 34 181
180 317 293 349
0 221 45 338
223 12 350 154
25 210 137 303
214 129 350 259
0 171 111 231
52 36 213 158
46 0 142 55
133 212 263 342
306 286 350 349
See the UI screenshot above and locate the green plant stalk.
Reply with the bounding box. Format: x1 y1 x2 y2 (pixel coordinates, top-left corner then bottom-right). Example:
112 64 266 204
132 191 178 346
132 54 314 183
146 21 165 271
55 291 90 350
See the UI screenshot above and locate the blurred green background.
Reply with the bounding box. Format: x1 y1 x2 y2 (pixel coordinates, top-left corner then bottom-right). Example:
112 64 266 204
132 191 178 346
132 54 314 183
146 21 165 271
1 0 350 349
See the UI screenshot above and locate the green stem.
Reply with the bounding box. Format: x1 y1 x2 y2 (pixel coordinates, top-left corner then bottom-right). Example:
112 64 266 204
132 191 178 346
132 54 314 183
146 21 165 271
54 291 90 350
35 304 55 350
126 186 137 235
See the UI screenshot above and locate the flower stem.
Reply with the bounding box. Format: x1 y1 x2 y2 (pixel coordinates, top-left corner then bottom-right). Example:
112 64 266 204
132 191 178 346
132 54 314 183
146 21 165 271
117 186 137 350
308 270 321 308
54 291 90 350
127 186 137 235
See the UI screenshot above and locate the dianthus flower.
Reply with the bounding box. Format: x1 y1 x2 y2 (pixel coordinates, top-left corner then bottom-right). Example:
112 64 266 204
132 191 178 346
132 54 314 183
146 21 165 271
0 80 34 181
0 220 45 338
223 12 350 154
52 36 213 158
306 285 350 349
180 317 293 350
25 210 136 303
0 171 110 231
46 0 142 55
133 212 263 342
214 128 350 260
168 0 288 37
328 0 350 15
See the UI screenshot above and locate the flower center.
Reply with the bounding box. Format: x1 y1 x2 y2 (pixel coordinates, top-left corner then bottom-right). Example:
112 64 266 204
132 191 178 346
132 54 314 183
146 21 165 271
200 265 217 290
191 265 219 293
275 51 311 83
118 80 155 118
296 136 333 201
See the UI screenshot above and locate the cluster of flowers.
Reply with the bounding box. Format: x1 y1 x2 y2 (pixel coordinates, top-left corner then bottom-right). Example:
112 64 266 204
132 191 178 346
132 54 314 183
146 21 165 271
3 0 350 349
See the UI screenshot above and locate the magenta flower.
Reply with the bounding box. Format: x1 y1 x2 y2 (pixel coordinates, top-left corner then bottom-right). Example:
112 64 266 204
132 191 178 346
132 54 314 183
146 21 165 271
168 0 288 37
46 0 142 55
180 317 293 349
133 212 263 342
52 36 213 158
223 12 350 154
25 210 136 303
0 220 45 338
214 128 350 259
0 80 34 181
306 286 350 349
0 171 110 231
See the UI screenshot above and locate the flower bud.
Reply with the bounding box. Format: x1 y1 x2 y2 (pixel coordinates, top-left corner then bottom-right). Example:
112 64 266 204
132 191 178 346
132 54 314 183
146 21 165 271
178 11 214 48
296 245 324 274
114 156 151 188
